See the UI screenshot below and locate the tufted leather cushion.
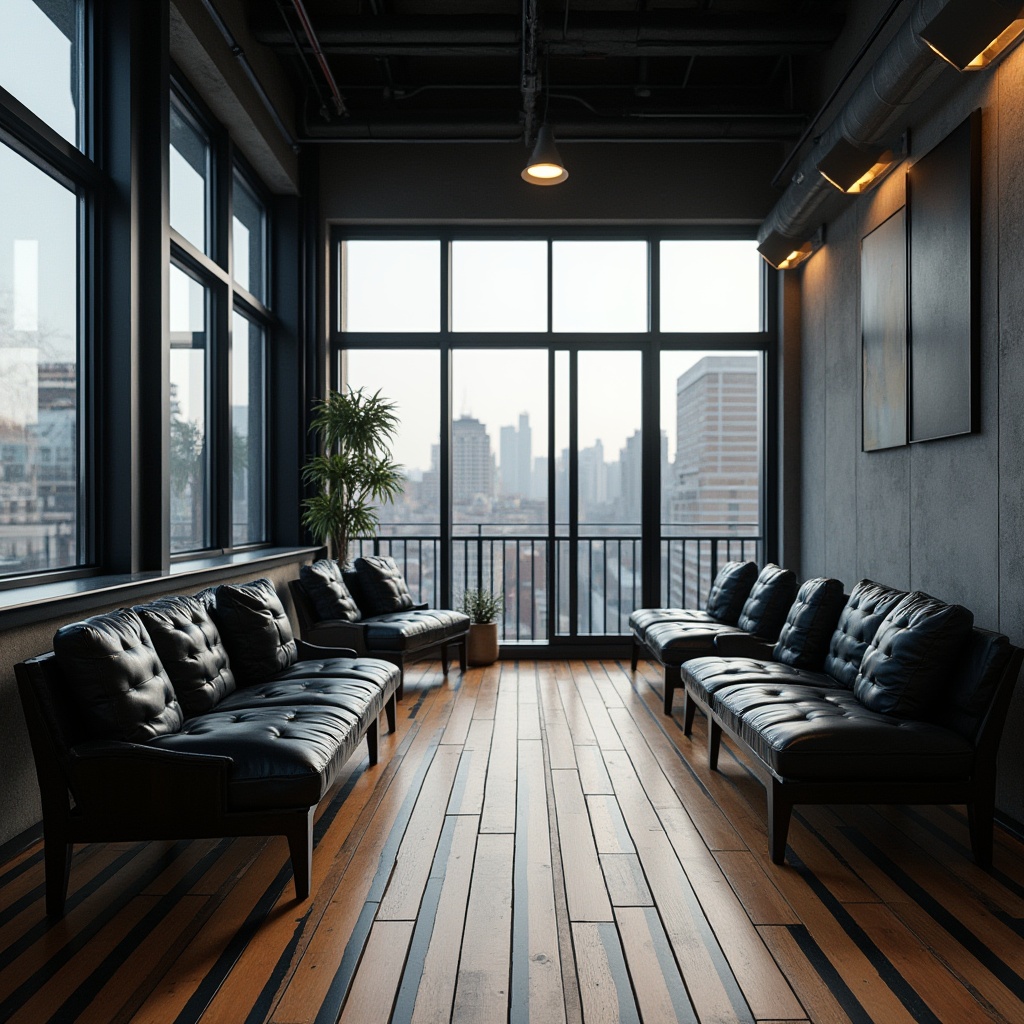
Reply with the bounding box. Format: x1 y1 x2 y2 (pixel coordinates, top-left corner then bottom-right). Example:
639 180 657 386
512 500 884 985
53 609 183 743
736 564 798 639
299 559 362 623
629 608 719 640
361 609 470 651
822 579 906 689
135 595 236 716
148 706 362 811
644 621 747 666
213 578 297 687
353 556 416 616
705 561 759 625
712 684 974 781
772 577 846 670
853 591 974 718
682 655 837 706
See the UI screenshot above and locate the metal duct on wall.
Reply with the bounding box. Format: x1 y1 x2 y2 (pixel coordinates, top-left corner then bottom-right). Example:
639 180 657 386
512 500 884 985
757 0 960 253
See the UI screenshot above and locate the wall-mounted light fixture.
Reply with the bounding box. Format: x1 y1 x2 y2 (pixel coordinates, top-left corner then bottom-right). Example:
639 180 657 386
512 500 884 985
817 135 907 194
757 227 824 271
522 124 569 185
918 0 1024 71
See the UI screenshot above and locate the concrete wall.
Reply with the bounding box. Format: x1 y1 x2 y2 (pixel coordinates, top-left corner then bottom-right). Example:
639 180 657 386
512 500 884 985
797 45 1024 818
0 560 310 849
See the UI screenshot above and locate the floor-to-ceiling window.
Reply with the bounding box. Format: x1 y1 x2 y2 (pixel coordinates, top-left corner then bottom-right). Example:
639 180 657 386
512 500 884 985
333 230 771 649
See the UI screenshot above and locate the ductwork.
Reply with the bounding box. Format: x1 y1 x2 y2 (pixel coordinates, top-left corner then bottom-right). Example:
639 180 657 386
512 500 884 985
758 0 959 249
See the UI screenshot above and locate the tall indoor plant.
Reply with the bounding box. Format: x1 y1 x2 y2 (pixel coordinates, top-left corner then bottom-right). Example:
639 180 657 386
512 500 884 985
301 386 403 565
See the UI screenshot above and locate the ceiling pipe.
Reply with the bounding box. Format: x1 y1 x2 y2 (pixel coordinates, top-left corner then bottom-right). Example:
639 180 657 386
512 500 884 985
289 0 347 116
758 0 961 253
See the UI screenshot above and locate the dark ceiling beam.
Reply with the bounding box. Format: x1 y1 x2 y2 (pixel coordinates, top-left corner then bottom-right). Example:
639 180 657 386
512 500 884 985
297 112 808 142
252 13 843 58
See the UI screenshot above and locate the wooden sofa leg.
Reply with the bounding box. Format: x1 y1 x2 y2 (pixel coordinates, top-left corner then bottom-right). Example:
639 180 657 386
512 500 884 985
396 659 405 701
767 780 791 865
458 636 468 672
288 809 315 901
630 640 639 672
367 719 379 766
707 717 722 771
44 830 73 919
663 665 675 715
682 689 696 737
441 643 451 675
385 693 397 734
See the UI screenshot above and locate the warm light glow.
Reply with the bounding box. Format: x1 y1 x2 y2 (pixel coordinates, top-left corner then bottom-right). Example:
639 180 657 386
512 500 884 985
820 151 896 194
924 17 1024 70
525 162 565 179
776 244 814 270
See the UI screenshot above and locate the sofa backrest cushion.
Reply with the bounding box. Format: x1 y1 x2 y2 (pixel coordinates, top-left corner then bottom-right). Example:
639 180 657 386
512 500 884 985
736 564 798 640
53 609 183 743
932 628 1015 741
353 555 415 616
704 561 758 625
212 578 297 686
772 577 846 669
823 579 906 689
854 590 974 718
300 559 362 622
135 595 236 716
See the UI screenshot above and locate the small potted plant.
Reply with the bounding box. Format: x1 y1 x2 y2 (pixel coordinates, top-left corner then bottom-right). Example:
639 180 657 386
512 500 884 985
460 588 504 666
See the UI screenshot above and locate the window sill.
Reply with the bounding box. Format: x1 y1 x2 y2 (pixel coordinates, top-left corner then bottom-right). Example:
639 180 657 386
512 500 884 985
0 547 321 630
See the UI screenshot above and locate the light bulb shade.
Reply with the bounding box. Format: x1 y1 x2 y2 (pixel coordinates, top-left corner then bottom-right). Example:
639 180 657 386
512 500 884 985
918 0 1024 70
522 125 569 185
817 137 899 194
757 229 821 271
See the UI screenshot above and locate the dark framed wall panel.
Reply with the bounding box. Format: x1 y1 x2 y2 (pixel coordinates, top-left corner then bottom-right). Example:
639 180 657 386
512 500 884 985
908 111 980 443
861 207 907 452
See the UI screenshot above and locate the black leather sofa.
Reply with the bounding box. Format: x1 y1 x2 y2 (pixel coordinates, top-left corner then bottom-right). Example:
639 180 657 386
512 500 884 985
630 562 799 714
289 556 470 694
15 577 401 917
681 578 1023 866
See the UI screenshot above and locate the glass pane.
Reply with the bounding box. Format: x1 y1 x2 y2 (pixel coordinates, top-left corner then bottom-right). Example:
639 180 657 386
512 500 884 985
231 311 266 546
345 350 440 600
552 241 647 332
169 265 209 553
233 172 266 303
0 0 80 146
170 104 210 255
451 241 547 332
661 351 762 606
452 350 548 640
342 240 439 332
577 350 641 635
660 240 762 332
0 142 81 575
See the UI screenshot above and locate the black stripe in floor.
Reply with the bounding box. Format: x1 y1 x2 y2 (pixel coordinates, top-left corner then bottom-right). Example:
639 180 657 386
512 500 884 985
839 826 1024 1000
787 849 944 1024
786 923 876 1024
595 921 641 1024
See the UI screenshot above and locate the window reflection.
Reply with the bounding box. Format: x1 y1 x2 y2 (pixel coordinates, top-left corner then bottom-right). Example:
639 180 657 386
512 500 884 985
170 105 210 255
231 311 266 545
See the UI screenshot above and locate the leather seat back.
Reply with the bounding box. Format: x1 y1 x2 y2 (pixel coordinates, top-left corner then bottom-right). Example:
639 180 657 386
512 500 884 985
823 579 906 689
772 577 846 669
736 564 798 640
705 561 758 625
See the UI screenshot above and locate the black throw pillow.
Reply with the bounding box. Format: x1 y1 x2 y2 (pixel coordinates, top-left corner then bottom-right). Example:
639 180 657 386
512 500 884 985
212 578 297 686
353 555 416 616
300 559 363 622
772 577 846 670
705 561 758 624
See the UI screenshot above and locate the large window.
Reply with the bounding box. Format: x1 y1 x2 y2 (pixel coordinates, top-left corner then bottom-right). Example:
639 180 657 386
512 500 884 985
0 0 89 583
335 233 770 645
167 83 271 555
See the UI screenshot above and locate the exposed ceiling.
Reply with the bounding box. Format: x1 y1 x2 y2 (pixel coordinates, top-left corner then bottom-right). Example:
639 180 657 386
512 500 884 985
246 0 849 145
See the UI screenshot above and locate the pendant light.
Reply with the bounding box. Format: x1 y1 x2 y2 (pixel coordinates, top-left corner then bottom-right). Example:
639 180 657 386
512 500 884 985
522 51 568 186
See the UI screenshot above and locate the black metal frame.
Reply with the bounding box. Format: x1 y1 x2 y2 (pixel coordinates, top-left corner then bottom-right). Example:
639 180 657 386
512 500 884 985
327 225 777 651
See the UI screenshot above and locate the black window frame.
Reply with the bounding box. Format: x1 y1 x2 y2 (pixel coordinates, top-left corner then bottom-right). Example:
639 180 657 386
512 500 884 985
0 0 99 591
329 225 777 650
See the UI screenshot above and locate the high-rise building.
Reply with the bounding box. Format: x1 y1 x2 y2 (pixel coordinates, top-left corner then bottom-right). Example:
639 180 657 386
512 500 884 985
452 414 493 509
499 412 532 499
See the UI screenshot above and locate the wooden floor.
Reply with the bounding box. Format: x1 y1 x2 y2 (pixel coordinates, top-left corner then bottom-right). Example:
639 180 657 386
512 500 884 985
3 659 1024 1024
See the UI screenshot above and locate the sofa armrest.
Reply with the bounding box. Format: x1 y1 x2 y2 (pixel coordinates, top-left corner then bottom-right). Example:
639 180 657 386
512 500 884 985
714 634 776 660
69 741 232 819
295 638 359 660
307 619 368 655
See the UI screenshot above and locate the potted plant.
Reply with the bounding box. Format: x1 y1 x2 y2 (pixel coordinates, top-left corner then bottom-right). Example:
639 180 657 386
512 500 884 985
460 588 504 666
301 386 404 565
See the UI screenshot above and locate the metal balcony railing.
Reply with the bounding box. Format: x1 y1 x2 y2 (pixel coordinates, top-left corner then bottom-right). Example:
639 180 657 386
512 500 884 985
353 524 763 642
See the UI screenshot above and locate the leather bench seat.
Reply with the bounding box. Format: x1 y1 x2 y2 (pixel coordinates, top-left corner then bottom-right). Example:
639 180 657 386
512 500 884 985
148 705 364 811
643 621 747 665
709 682 974 781
216 668 391 723
682 655 841 704
629 607 720 639
360 608 470 652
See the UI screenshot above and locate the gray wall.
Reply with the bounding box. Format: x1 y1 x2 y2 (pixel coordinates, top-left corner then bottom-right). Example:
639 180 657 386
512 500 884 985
797 48 1024 818
0 561 309 848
